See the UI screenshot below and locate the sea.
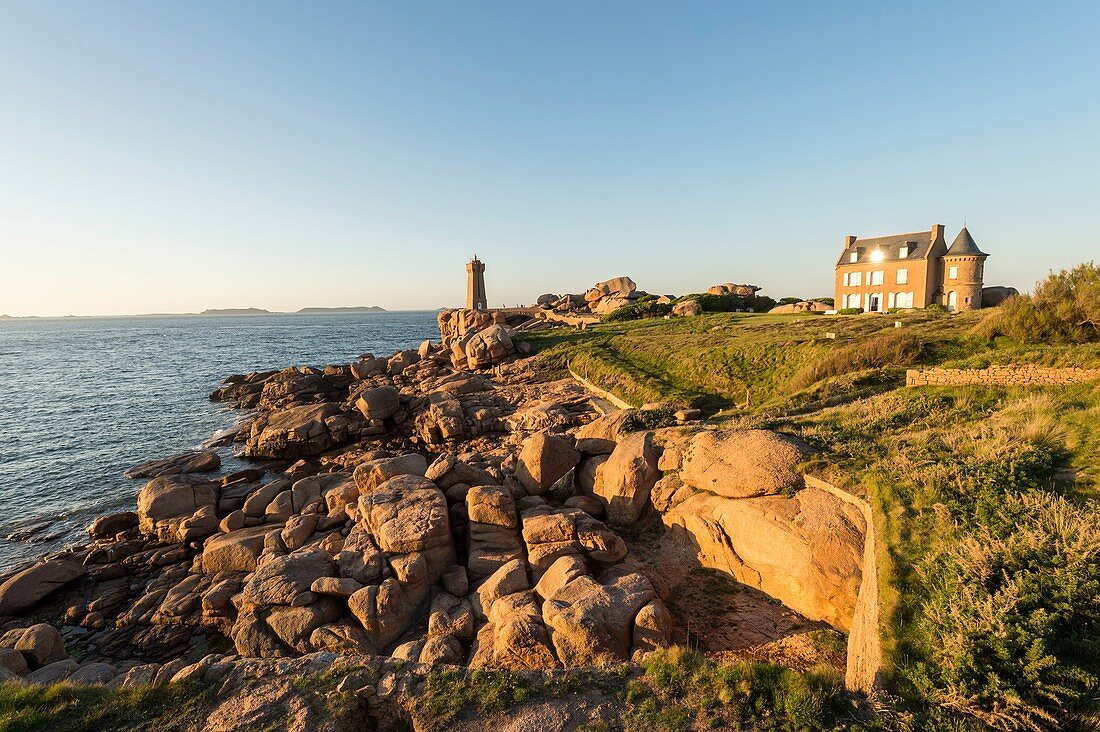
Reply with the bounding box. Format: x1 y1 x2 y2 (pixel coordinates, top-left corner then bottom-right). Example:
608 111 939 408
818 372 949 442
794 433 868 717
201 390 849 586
0 311 440 569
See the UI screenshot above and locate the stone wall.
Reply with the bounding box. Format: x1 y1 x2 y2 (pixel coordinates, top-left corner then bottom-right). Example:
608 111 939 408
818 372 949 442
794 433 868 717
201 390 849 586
803 476 882 695
906 365 1100 388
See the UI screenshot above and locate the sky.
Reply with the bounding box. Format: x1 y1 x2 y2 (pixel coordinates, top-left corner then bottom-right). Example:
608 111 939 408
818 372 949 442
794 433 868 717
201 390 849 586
1 1 1098 316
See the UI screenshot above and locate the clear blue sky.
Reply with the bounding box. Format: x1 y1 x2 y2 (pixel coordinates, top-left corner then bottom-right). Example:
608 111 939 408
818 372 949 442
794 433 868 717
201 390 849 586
1 1 1097 316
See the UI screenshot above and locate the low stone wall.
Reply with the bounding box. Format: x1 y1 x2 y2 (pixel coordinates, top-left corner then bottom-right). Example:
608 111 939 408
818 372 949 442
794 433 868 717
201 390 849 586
804 476 882 694
906 365 1100 387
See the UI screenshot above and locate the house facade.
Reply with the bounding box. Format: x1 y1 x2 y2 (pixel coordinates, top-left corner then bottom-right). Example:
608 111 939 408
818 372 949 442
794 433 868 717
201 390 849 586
834 224 987 313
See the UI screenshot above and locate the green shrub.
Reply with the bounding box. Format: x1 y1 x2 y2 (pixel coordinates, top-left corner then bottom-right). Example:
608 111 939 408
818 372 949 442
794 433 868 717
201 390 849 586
778 297 804 306
838 307 864 315
673 293 777 313
975 263 1100 344
604 301 673 322
908 491 1100 731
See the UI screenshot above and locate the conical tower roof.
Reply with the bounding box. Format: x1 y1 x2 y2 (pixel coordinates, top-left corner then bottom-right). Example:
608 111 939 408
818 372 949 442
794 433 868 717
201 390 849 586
946 227 987 256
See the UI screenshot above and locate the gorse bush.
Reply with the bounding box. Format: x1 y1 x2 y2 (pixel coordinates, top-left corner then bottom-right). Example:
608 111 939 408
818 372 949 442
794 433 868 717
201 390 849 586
910 492 1100 731
976 262 1100 344
673 292 777 313
604 300 673 322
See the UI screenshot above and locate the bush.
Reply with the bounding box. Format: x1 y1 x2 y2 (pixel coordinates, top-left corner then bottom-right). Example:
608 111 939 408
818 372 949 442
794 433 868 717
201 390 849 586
909 491 1100 730
778 297 804 306
815 297 835 307
674 293 777 313
604 301 673 322
975 263 1100 344
838 307 864 315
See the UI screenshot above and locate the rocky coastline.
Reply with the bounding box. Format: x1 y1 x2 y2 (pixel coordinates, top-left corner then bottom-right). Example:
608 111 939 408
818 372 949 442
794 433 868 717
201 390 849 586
0 305 867 727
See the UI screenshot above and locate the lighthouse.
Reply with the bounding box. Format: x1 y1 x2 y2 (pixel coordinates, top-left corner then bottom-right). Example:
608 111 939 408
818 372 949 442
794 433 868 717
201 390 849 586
466 255 487 311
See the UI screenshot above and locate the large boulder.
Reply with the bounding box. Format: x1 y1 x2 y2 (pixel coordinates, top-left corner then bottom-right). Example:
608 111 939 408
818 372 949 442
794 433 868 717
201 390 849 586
587 277 637 300
707 283 761 297
87 512 138 540
202 526 282 573
353 454 427 494
678 429 812 498
241 548 336 608
136 474 218 540
574 410 634 455
123 450 220 479
541 567 661 666
357 475 455 579
661 487 865 630
463 325 514 369
672 300 702 317
466 486 523 579
0 560 86 615
592 431 661 526
516 432 580 496
520 508 626 574
243 403 349 459
14 624 67 668
354 386 401 421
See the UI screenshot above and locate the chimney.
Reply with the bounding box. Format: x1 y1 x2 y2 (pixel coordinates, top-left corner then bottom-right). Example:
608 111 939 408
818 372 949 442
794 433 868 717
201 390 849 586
844 235 857 249
931 224 945 243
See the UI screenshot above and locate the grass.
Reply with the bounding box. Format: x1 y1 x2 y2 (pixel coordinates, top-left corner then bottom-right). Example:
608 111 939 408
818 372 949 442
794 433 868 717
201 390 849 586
412 650 874 731
0 681 213 732
526 309 1100 414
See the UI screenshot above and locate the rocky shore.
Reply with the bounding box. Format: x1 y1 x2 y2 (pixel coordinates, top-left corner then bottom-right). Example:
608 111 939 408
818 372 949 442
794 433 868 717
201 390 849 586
0 307 867 727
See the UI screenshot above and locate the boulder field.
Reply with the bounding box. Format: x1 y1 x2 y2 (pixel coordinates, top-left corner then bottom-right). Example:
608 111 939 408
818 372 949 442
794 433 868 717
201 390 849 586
0 324 866 691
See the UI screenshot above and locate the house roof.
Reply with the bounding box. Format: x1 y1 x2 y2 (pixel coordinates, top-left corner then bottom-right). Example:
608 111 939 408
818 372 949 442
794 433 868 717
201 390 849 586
835 231 933 267
945 227 987 257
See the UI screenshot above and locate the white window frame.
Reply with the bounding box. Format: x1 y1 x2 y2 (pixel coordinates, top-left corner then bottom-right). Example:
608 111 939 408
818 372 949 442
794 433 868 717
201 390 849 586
899 245 909 258
871 270 884 286
949 265 958 280
843 272 850 286
888 292 896 308
849 272 862 287
897 268 908 285
850 252 858 263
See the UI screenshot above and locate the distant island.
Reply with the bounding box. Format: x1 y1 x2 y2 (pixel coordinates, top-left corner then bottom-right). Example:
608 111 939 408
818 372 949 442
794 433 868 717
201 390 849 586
295 306 386 314
199 308 271 316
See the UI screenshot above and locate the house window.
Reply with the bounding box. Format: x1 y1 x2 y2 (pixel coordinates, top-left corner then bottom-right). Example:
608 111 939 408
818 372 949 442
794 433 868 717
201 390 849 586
849 272 862 287
897 268 908 285
850 252 858 263
899 245 909 258
871 271 884 286
902 292 914 308
977 263 984 279
949 265 958 280
846 293 861 309
843 272 849 286
947 291 957 311
888 292 896 308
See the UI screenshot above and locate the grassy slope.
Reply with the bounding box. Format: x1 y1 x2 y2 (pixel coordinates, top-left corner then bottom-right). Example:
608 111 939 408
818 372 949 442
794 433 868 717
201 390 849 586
526 310 1100 412
526 310 1100 730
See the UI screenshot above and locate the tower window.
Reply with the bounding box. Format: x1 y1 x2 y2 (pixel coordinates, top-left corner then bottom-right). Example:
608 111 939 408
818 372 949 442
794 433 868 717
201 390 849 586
949 266 958 280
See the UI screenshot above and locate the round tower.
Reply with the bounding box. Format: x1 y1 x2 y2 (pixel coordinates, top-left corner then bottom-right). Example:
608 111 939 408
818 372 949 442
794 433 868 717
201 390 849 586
941 227 987 312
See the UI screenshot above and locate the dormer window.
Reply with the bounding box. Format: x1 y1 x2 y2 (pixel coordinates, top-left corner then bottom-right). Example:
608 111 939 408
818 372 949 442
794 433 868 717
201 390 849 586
899 245 909 258
849 252 858 263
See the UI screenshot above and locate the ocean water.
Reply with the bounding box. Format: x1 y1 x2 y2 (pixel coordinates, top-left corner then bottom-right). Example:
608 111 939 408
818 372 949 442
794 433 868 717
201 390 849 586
0 311 440 568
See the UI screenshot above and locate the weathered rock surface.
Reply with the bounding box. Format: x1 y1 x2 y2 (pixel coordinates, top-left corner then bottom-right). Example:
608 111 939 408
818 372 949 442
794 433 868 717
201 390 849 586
124 450 221 479
661 486 865 630
244 404 350 459
592 431 661 526
0 560 86 615
679 429 812 498
516 432 580 496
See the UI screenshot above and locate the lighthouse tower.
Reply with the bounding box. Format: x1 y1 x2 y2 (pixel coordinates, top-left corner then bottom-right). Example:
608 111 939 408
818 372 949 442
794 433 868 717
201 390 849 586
466 255 487 311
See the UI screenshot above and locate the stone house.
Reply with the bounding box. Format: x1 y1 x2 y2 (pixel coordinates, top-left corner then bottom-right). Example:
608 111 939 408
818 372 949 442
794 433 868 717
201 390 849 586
833 225 987 313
